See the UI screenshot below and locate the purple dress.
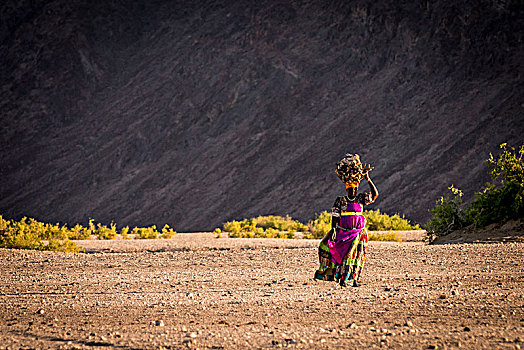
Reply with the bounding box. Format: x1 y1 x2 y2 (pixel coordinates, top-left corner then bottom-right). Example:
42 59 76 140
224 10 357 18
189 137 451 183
328 200 366 265
314 192 374 283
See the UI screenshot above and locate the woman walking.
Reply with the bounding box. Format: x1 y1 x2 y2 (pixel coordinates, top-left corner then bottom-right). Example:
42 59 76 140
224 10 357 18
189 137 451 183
314 154 378 287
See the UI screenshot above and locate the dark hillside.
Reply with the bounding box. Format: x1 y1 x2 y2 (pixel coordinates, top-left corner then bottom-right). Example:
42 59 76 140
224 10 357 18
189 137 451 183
1 0 523 231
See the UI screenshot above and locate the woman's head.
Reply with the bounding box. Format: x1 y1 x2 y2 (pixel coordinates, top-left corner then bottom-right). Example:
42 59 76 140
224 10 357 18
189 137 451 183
336 153 364 188
345 180 359 196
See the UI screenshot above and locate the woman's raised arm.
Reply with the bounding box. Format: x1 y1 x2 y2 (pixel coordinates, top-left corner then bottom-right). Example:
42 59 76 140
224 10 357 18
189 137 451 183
365 173 378 202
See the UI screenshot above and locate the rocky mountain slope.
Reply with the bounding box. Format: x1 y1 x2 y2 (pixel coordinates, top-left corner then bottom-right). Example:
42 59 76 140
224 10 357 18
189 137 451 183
1 0 523 231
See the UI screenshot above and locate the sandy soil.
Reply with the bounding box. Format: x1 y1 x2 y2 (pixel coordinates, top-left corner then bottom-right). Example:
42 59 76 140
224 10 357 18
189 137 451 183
0 233 523 349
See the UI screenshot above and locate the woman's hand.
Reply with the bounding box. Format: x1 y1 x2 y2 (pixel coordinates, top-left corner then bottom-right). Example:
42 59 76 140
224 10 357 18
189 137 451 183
364 166 378 202
362 163 374 180
331 227 337 241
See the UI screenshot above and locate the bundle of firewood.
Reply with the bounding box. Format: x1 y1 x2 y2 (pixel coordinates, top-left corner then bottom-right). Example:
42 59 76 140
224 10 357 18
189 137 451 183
335 154 366 184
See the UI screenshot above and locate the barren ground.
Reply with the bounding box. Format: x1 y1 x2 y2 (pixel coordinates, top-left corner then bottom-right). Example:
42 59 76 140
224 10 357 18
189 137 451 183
0 233 523 349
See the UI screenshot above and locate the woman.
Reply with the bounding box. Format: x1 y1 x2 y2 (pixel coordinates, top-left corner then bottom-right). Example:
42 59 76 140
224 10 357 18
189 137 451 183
314 154 378 287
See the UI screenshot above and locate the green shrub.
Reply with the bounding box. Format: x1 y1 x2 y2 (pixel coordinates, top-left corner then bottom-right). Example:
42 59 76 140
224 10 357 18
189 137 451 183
222 215 305 238
0 216 44 250
121 226 130 240
222 210 419 240
254 215 307 232
426 143 523 240
45 222 70 240
264 227 278 238
426 186 470 238
0 215 82 252
132 225 158 239
43 238 83 253
160 224 176 239
368 231 402 242
254 226 265 236
466 143 524 227
307 211 332 239
223 220 243 235
95 222 118 240
364 209 421 231
69 224 91 240
0 215 178 249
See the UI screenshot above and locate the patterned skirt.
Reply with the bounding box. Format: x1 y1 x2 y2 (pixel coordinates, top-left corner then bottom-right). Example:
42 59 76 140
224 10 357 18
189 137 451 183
314 228 368 283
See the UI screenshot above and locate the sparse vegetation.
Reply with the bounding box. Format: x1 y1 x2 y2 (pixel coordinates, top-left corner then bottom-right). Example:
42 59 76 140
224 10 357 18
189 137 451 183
121 226 130 240
132 226 158 239
467 143 524 228
426 143 524 240
0 215 177 251
68 224 91 240
364 210 421 231
160 224 176 239
305 211 332 239
368 231 402 242
94 221 118 240
0 216 83 252
220 210 420 240
304 210 420 240
222 215 306 239
254 215 308 232
129 224 177 239
425 186 469 238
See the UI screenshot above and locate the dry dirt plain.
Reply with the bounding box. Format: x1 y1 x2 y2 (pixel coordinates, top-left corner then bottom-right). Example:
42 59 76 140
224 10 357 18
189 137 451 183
0 233 523 350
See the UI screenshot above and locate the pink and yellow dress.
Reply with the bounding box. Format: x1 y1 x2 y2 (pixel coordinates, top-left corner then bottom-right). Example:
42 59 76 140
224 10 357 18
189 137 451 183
314 193 372 283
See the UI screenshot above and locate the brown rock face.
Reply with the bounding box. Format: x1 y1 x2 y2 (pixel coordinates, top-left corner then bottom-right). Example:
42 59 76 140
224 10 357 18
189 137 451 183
1 0 523 231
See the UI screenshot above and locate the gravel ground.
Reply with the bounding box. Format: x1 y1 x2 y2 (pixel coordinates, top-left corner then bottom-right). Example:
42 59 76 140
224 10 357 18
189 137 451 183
0 233 523 349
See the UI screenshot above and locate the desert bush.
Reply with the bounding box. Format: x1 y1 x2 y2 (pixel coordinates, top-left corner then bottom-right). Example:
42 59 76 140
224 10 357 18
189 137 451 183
108 222 176 240
368 231 402 242
426 186 470 238
364 209 421 231
305 209 419 240
223 210 418 240
132 225 158 239
427 143 523 239
45 222 70 240
222 215 304 238
121 226 130 240
307 211 332 239
160 224 176 239
69 224 91 240
95 222 118 240
0 214 178 250
223 220 243 235
0 216 44 250
254 215 307 232
266 228 294 239
466 143 523 227
0 215 82 252
43 238 83 253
